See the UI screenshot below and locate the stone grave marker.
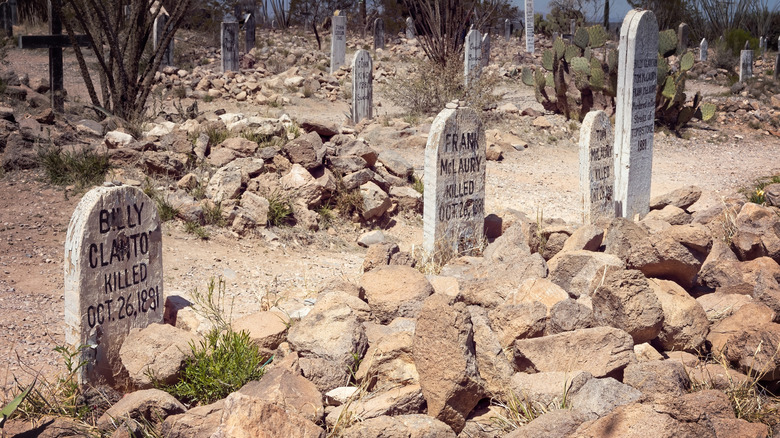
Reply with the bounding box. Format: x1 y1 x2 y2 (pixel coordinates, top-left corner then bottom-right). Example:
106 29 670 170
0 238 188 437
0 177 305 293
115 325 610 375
0 0 13 37
740 45 753 83
245 12 256 52
351 50 373 123
222 13 239 72
570 19 576 37
153 12 174 68
65 184 163 386
481 32 490 68
423 104 486 259
373 18 385 51
774 47 779 80
677 22 689 54
330 14 347 74
19 0 89 112
699 38 707 62
760 36 766 58
504 18 511 41
614 10 658 220
525 0 534 53
406 17 415 39
579 110 614 224
464 29 482 86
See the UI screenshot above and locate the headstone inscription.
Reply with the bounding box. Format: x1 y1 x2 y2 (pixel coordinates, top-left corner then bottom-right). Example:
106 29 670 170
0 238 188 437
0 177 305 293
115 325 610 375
481 33 490 68
373 18 385 51
19 0 89 113
525 0 534 53
406 17 415 39
613 10 658 220
699 38 707 62
464 29 482 86
579 110 614 224
677 22 689 54
153 12 174 68
740 46 753 83
64 185 163 386
504 18 511 41
423 104 486 259
221 13 239 72
330 14 347 74
245 12 256 52
351 50 372 123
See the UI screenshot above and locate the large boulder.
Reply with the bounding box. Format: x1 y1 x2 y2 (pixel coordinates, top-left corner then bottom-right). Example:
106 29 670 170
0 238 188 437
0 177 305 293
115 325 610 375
591 270 664 344
160 400 224 438
360 265 434 323
231 311 289 357
648 278 709 351
649 185 702 210
282 131 323 170
324 385 426 428
97 389 186 432
468 306 515 397
359 181 391 220
413 294 484 433
211 391 325 438
622 360 690 399
547 299 596 334
119 323 198 389
341 415 456 438
569 377 643 417
206 164 248 203
547 250 624 298
731 202 780 262
237 368 324 423
489 301 548 349
355 330 418 391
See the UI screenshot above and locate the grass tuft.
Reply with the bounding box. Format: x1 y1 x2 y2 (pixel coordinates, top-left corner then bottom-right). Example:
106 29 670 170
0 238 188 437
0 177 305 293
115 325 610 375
39 146 111 188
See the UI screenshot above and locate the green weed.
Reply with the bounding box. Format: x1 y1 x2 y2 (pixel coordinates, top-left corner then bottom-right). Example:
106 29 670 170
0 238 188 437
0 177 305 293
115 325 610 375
412 175 424 194
185 221 209 239
38 146 111 188
142 179 179 222
267 193 293 226
203 201 227 227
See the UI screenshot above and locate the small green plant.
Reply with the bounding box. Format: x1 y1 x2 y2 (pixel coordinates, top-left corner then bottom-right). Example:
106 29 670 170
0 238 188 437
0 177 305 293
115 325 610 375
1 380 34 428
203 125 230 146
744 175 780 205
172 86 186 99
190 277 233 331
185 220 209 239
267 193 293 226
317 205 335 228
490 380 571 432
240 130 273 144
203 201 227 227
347 351 363 386
202 95 214 103
412 176 424 194
142 179 179 222
38 146 111 188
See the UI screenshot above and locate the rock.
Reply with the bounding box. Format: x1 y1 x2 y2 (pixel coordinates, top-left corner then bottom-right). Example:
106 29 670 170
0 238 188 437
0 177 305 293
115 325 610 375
283 132 324 170
377 150 413 178
489 301 547 349
360 265 434 324
468 306 515 397
300 118 339 138
389 186 422 212
211 391 325 438
512 327 634 378
731 202 780 262
340 415 456 438
161 400 224 438
238 368 324 423
219 137 258 157
591 270 664 344
324 386 359 405
634 342 663 361
624 361 689 401
765 183 780 207
140 151 187 178
486 143 503 161
547 299 596 334
119 323 197 389
97 389 186 431
507 409 593 438
325 385 426 428
206 164 246 203
355 330 418 391
330 155 368 174
505 278 570 312
547 250 624 298
359 181 391 220
643 205 691 225
561 225 604 252
281 164 325 208
1 133 37 170
339 139 378 166
569 377 643 417
533 116 552 127
696 293 753 323
510 370 592 406
413 294 484 433
231 311 289 357
361 242 399 272
240 192 270 226
357 230 385 247
648 278 709 351
571 402 702 437
650 186 702 210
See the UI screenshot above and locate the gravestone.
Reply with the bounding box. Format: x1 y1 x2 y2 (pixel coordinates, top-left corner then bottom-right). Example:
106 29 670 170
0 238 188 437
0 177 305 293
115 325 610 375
677 22 689 54
221 13 239 72
525 0 534 53
406 17 415 39
0 0 12 37
245 13 256 52
740 47 753 83
614 10 658 220
759 36 766 58
570 19 576 37
64 185 163 386
504 18 511 41
330 14 347 74
153 12 174 68
423 104 486 259
19 0 89 113
481 33 490 68
464 29 482 86
373 18 385 51
699 38 707 62
351 50 372 123
579 110 614 224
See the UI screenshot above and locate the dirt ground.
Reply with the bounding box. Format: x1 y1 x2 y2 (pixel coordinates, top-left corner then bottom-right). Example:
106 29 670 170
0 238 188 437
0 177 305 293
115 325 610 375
2 29 780 397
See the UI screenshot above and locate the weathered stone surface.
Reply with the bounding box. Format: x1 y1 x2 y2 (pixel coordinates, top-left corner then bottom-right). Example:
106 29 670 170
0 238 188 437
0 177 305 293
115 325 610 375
510 370 592 406
504 278 569 311
161 400 224 438
325 385 425 428
696 293 753 323
547 250 624 298
570 377 643 417
562 225 604 252
282 132 323 170
643 205 691 225
389 186 422 212
238 368 323 423
547 299 596 334
623 360 690 399
360 181 391 220
650 185 702 210
378 150 413 178
231 311 289 357
1 132 36 170
731 202 780 262
489 301 547 349
468 306 515 397
97 389 185 431
512 327 635 377
697 254 780 318
211 391 325 438
281 164 324 208
206 164 247 203
341 415 456 438
361 242 398 272
355 330 418 391
571 402 703 437
591 270 664 344
648 278 709 351
360 265 433 323
240 192 269 226
119 323 197 389
413 294 484 433
506 409 594 438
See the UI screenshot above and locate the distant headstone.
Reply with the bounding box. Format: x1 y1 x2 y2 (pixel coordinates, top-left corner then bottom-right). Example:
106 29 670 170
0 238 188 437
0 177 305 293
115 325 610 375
351 50 373 123
153 12 174 68
525 0 534 53
760 36 766 58
570 19 576 36
579 110 614 224
221 13 239 72
552 31 559 43
245 13 256 52
774 52 779 80
614 10 658 220
330 14 346 74
65 185 163 386
464 29 482 86
8 0 15 25
406 17 415 39
0 0 13 37
677 22 688 54
504 18 511 41
373 18 385 51
481 33 490 68
423 105 486 259
740 48 753 83
699 38 707 62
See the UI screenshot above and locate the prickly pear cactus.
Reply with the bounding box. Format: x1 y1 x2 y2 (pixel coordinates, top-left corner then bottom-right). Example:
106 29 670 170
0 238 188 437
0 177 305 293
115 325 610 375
659 29 677 57
698 102 716 121
542 50 554 71
680 52 694 72
587 25 608 48
554 38 566 59
564 45 579 62
522 67 535 86
573 28 590 49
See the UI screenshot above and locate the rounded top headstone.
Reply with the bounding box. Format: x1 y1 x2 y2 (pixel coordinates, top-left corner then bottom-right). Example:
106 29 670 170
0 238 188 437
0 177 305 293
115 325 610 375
224 12 237 23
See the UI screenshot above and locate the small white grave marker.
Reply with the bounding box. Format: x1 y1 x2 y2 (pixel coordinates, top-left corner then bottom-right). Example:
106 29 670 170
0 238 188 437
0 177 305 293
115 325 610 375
406 17 415 39
525 0 534 53
423 105 486 259
740 47 753 83
153 12 174 68
481 33 491 68
351 50 373 123
221 13 239 72
464 29 482 86
699 38 707 62
330 14 347 74
65 185 163 386
614 10 658 220
504 19 511 41
373 18 385 51
579 110 615 224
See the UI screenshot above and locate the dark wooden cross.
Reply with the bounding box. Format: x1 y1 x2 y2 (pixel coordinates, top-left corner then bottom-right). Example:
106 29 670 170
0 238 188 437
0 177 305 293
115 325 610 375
19 0 89 112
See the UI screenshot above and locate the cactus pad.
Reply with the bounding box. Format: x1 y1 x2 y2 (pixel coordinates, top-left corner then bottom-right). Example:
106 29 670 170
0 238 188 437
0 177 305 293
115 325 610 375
590 65 605 90
680 52 694 71
659 29 677 57
677 106 694 127
554 38 565 59
522 67 535 86
583 47 592 60
657 56 669 85
607 50 618 72
587 25 608 48
571 57 590 75
573 27 590 49
662 76 676 99
699 102 716 121
565 45 580 63
543 49 554 71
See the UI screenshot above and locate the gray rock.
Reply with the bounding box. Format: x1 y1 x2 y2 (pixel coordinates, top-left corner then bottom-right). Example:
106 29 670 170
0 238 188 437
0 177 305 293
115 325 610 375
570 377 643 417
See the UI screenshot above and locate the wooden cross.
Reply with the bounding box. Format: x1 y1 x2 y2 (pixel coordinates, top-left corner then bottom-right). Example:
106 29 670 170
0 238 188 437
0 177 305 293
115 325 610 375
19 0 89 113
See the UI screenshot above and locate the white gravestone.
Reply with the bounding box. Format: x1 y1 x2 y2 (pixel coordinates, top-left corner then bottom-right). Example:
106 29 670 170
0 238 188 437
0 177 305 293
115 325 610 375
481 33 490 68
774 48 779 80
759 36 766 58
221 13 239 72
580 110 615 224
330 14 347 74
373 18 385 51
153 12 174 68
677 22 689 54
423 105 486 259
406 17 415 39
245 12 256 52
525 0 534 53
65 185 163 386
464 29 482 86
351 50 373 123
504 19 511 41
614 10 658 220
699 38 707 62
740 48 753 83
